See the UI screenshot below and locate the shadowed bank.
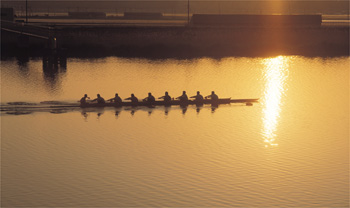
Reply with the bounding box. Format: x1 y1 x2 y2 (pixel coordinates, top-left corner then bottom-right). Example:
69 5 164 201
1 14 349 58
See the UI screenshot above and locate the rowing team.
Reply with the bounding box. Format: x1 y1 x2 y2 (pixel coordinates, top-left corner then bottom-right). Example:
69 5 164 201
80 91 219 105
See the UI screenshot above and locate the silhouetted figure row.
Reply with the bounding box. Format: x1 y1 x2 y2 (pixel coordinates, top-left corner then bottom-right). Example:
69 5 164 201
79 91 219 105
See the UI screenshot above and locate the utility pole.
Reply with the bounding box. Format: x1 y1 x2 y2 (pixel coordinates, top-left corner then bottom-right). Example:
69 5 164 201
26 0 28 23
187 0 190 25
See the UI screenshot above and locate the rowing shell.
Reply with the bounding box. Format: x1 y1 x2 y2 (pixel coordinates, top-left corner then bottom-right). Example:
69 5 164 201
80 98 259 108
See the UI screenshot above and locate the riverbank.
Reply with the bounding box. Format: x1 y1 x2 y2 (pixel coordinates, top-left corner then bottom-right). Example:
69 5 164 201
2 23 349 58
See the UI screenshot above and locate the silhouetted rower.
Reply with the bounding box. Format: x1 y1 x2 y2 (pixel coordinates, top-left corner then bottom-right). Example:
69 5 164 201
205 91 219 101
125 93 138 103
108 93 122 104
91 94 106 104
176 91 188 102
79 94 90 105
190 91 204 102
158 91 171 102
143 92 156 103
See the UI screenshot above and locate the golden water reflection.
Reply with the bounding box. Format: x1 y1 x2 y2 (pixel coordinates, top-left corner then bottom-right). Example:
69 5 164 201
262 56 290 147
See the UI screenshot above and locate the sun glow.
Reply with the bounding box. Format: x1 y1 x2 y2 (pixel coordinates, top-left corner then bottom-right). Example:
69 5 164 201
262 56 289 147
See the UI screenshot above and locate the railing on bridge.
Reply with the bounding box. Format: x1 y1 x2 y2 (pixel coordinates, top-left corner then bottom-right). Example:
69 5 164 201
2 20 66 69
1 20 58 49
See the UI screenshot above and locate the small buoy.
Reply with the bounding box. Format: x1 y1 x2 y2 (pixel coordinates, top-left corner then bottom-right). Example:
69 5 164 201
246 102 253 106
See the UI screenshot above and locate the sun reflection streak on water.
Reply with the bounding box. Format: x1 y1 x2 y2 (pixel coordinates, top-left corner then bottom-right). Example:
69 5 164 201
262 56 289 147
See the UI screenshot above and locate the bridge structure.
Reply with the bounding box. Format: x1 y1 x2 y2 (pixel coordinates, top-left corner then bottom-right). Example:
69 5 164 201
1 20 54 48
1 20 67 69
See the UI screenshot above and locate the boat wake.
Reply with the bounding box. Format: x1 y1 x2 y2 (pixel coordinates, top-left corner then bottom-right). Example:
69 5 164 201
1 99 258 116
1 101 79 115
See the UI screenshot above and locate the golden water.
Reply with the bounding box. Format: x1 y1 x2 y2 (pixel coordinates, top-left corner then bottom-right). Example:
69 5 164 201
1 56 349 207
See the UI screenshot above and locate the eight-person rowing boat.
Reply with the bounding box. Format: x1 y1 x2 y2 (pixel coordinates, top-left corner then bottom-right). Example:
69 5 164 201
79 91 259 108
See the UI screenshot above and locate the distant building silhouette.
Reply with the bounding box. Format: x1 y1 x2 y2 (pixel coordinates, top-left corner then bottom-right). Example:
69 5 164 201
124 12 163 20
68 12 106 19
190 14 322 27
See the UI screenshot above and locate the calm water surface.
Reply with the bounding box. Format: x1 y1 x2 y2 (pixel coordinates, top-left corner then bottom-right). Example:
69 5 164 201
1 56 349 207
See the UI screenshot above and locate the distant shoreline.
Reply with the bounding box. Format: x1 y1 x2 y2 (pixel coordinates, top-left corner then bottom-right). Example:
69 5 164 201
2 22 349 59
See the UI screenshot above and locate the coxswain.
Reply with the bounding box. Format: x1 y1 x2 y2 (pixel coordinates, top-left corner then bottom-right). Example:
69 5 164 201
143 92 156 103
125 93 138 103
91 94 106 104
107 93 122 104
205 91 219 101
158 91 171 102
190 91 204 102
176 91 188 102
79 94 90 105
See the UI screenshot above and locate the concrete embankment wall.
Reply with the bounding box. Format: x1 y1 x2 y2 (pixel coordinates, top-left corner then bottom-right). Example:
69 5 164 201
2 25 349 58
